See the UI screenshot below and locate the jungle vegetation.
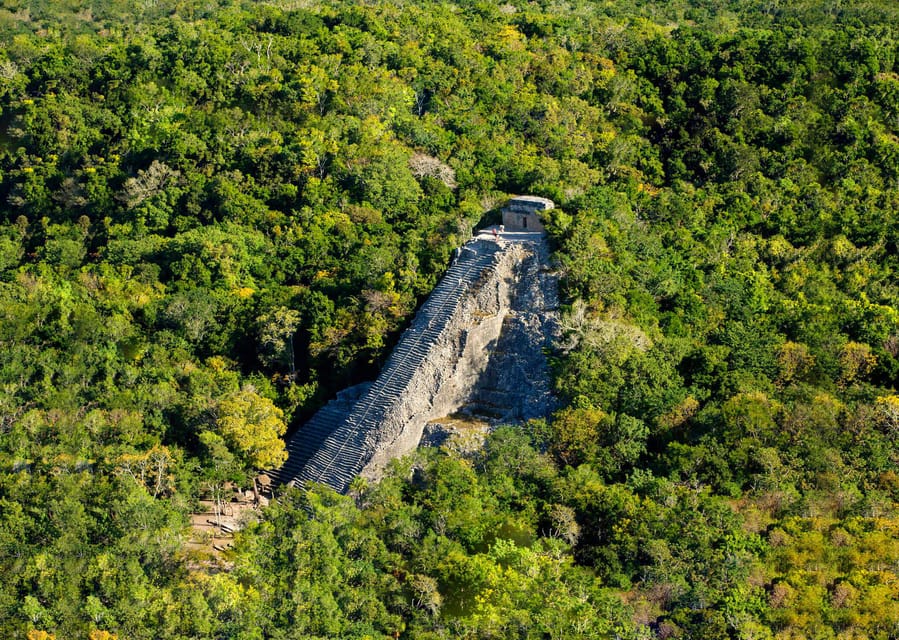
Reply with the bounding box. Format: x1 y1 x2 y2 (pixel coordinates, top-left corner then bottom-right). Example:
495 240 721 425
1 0 899 637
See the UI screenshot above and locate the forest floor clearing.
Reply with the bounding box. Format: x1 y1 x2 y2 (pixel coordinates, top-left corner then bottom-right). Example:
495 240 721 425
184 495 263 568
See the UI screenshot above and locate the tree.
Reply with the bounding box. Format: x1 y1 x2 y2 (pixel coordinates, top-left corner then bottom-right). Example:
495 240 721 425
839 341 877 386
875 395 899 434
777 341 815 385
549 404 603 468
216 386 288 471
722 392 780 442
257 306 301 375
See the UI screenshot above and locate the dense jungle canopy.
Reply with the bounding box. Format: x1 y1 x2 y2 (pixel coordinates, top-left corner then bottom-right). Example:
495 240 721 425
1 0 899 637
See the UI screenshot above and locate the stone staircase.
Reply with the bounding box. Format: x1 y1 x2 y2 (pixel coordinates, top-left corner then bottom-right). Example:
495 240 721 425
268 239 503 494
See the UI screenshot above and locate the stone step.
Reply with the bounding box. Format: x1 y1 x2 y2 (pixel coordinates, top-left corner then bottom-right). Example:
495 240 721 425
374 384 405 398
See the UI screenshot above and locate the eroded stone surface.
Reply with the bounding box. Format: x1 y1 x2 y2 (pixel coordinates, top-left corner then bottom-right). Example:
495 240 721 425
461 237 559 423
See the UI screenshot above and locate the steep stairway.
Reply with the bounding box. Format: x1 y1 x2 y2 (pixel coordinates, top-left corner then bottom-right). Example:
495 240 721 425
271 239 504 493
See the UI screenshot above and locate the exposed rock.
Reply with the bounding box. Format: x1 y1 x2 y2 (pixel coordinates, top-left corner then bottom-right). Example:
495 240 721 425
462 237 559 423
420 417 491 457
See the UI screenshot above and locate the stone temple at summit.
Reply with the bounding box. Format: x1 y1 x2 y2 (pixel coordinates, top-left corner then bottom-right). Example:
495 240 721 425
501 195 554 232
